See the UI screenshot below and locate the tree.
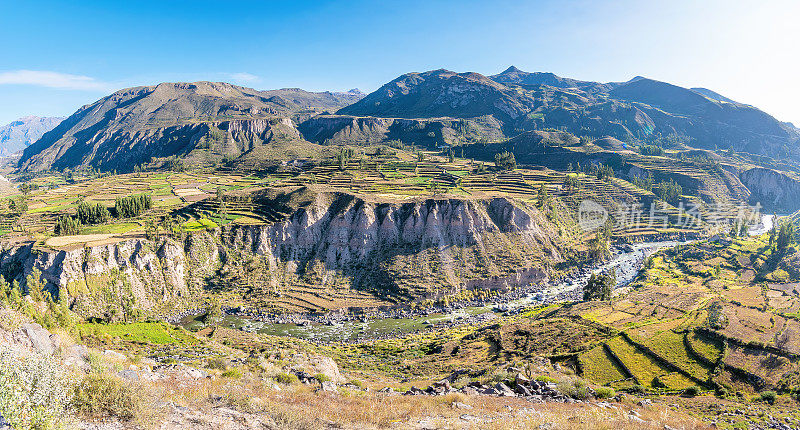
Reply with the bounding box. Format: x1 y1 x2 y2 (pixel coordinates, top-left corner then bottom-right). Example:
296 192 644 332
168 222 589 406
144 218 158 240
114 194 152 218
26 268 44 302
583 270 615 301
54 215 81 236
494 151 516 170
76 201 110 224
777 221 795 254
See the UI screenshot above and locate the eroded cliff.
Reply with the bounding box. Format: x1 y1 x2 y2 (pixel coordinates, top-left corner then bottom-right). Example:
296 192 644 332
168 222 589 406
0 191 563 317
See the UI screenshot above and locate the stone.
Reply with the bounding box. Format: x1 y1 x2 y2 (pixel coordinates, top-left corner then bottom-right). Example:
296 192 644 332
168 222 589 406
22 323 54 355
494 382 516 397
118 369 140 381
515 373 530 386
453 402 472 410
320 381 337 392
462 386 479 396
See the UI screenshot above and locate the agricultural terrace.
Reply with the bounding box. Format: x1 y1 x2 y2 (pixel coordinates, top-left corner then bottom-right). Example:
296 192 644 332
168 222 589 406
1 146 725 250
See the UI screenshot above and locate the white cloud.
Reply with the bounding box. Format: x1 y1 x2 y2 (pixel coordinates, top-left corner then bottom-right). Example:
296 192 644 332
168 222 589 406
0 70 114 91
227 72 261 84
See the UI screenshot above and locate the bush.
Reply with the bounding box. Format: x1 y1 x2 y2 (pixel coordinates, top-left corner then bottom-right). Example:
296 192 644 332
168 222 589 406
72 372 140 419
758 390 777 405
274 372 298 385
314 373 330 383
682 386 700 397
0 346 72 430
494 151 516 171
72 372 141 419
595 386 616 399
534 375 557 383
221 368 242 379
557 379 590 400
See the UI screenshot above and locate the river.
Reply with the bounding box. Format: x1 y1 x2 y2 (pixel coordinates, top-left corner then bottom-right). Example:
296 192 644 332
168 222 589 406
180 214 780 342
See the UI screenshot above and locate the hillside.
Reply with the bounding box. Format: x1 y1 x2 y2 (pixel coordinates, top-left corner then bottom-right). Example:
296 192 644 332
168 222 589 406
17 82 362 172
340 67 800 159
0 116 63 156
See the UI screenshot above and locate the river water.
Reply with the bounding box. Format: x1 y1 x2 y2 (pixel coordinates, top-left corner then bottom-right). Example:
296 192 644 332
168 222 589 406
180 239 687 342
180 214 778 342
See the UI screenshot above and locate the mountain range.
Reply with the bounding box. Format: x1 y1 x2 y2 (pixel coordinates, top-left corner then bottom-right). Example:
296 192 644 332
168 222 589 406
0 116 64 157
14 67 800 172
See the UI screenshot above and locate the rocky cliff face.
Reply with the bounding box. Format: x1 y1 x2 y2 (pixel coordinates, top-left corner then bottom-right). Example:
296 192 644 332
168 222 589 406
0 232 219 319
298 115 504 147
740 167 800 212
0 193 561 316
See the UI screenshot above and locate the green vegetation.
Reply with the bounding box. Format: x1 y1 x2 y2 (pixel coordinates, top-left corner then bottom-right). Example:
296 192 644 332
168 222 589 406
114 194 152 218
76 201 111 225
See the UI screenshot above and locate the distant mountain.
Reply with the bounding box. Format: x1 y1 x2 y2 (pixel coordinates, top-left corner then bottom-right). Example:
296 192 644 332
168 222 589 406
0 116 64 156
691 87 738 104
339 67 799 159
18 82 363 172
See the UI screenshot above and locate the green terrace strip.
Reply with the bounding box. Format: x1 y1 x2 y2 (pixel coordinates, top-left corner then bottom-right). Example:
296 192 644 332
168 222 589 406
77 322 197 345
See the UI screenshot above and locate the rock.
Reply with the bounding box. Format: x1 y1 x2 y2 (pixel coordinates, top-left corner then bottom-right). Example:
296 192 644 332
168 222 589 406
628 415 646 424
462 386 479 396
637 399 652 406
515 384 532 396
118 369 140 381
0 411 10 428
320 381 337 392
494 382 516 397
103 349 127 361
453 402 472 410
63 344 90 367
309 356 343 384
49 333 62 350
515 373 530 386
22 323 54 355
433 379 452 391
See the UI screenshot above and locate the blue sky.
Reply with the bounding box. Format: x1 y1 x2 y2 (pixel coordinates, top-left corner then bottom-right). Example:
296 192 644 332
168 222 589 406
1 0 799 125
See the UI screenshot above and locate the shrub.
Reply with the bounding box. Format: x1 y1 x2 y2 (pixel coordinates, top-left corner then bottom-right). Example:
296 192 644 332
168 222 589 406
0 346 72 430
557 379 590 400
534 375 557 383
71 372 141 420
274 372 298 385
494 151 516 171
595 386 616 399
682 386 700 397
758 390 777 405
221 368 242 379
314 373 330 383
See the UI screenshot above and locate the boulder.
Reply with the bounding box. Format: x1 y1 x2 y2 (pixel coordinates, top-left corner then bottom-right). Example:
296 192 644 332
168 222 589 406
495 382 516 397
320 381 337 392
22 323 54 355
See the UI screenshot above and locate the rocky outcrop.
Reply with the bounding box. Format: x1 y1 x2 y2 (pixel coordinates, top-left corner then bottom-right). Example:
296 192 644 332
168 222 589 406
298 114 504 147
220 193 560 301
0 193 561 316
0 232 219 319
740 167 800 212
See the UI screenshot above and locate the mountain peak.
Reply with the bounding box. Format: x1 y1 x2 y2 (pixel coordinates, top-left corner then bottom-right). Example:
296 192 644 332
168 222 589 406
501 65 523 74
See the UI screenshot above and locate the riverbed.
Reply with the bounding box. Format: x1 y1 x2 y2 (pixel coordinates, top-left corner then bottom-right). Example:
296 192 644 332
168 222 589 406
180 238 692 342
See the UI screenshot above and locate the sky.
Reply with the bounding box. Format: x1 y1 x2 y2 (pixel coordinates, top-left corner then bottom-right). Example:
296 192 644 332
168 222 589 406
1 0 799 126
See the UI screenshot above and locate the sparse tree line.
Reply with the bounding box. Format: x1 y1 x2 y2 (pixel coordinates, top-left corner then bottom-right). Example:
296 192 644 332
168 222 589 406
54 194 153 236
